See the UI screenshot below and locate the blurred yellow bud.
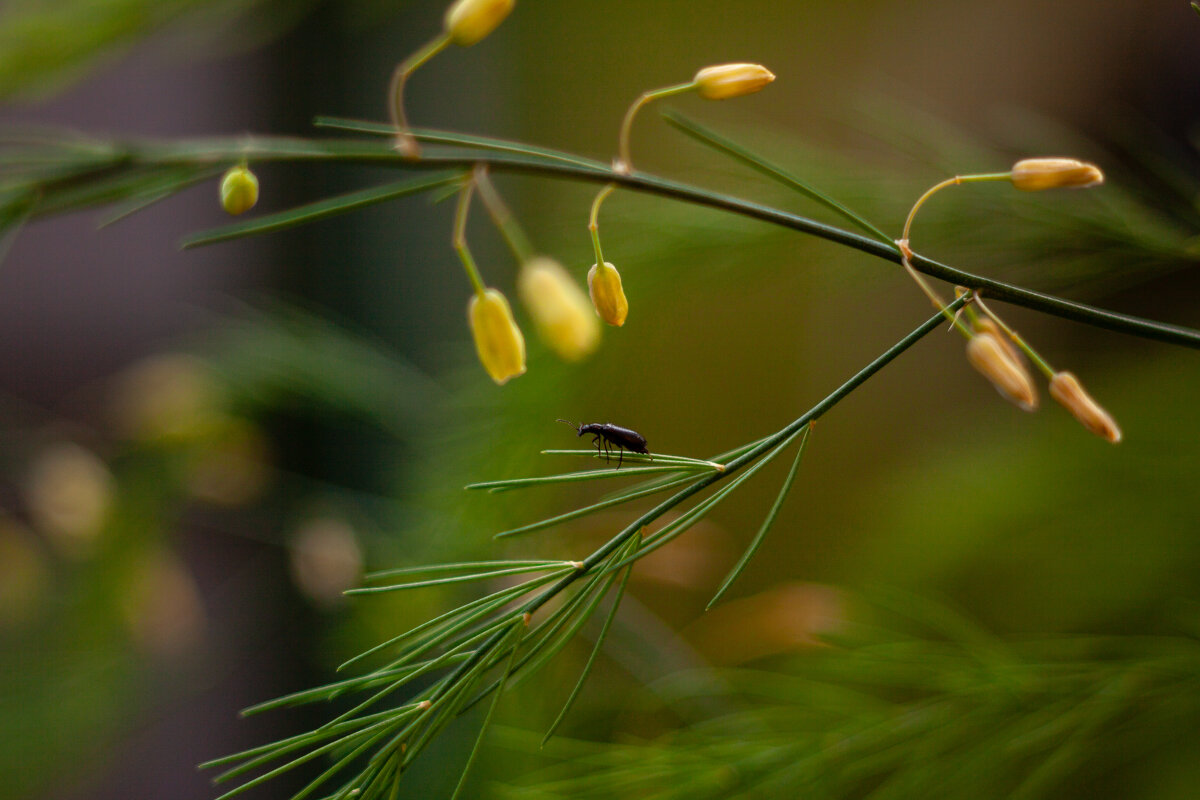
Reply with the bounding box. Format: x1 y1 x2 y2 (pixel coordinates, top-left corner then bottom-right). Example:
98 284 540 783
25 442 114 558
1049 371 1122 443
966 333 1038 412
518 257 601 361
1010 158 1103 191
468 289 526 384
109 353 224 444
444 0 515 46
0 520 47 630
186 418 273 508
587 261 629 326
220 165 259 215
121 548 206 659
693 63 775 100
289 518 363 608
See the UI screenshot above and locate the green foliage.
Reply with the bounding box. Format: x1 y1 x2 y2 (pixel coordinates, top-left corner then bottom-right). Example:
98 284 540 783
494 606 1200 799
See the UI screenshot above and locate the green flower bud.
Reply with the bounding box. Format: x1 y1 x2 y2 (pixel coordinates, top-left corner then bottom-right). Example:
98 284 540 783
220 166 259 215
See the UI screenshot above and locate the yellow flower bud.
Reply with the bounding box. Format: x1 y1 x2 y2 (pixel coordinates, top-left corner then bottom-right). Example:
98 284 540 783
1010 158 1103 191
971 316 1025 371
220 165 259 215
444 0 515 46
693 63 775 100
587 261 629 326
1049 371 1122 443
518 257 600 361
468 289 526 384
966 333 1038 412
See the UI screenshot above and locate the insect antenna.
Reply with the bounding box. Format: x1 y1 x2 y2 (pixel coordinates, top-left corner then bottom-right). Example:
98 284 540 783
556 419 581 433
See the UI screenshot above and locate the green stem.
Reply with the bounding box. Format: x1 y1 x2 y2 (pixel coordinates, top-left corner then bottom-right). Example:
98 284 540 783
452 181 486 296
974 294 1056 378
388 34 451 155
617 81 697 172
662 110 896 248
588 182 615 266
19 133 1200 348
472 164 534 263
402 150 1200 349
427 295 969 711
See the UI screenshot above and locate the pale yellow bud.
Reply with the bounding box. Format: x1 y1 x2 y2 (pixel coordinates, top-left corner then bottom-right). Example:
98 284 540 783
971 317 1025 371
468 289 526 384
693 63 775 100
25 442 114 558
444 0 515 46
966 333 1038 412
1010 158 1103 191
518 257 600 361
587 261 629 326
220 165 259 215
121 548 206 659
1049 372 1122 443
289 518 362 608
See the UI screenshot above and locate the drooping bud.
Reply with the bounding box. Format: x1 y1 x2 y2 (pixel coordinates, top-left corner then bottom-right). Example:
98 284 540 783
1049 371 1122 443
587 261 629 326
518 257 600 361
220 165 259 215
468 289 526 384
966 333 1038 411
693 63 775 100
444 0 515 46
972 316 1026 371
1010 158 1103 191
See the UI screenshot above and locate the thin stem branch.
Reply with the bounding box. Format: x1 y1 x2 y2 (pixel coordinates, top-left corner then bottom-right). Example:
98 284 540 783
427 295 969 713
616 82 696 172
975 294 1056 378
472 164 534 263
453 180 486 296
18 133 1200 348
588 182 615 266
388 34 451 157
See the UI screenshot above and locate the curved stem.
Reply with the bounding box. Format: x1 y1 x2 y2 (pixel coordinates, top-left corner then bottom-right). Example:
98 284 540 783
899 173 1008 339
975 293 1056 378
407 150 1200 349
472 164 534 263
388 35 451 157
31 133 1200 348
452 180 486 296
616 82 695 173
588 182 615 266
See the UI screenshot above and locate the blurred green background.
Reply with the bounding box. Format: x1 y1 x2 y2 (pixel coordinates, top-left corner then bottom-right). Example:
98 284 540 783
1 1 1199 798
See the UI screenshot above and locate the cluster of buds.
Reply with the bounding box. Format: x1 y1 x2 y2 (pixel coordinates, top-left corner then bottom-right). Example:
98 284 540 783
587 61 776 332
899 158 1121 443
966 315 1121 443
381 1 777 383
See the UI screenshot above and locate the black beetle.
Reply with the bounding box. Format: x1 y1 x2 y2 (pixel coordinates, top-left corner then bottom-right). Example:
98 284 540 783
557 419 650 468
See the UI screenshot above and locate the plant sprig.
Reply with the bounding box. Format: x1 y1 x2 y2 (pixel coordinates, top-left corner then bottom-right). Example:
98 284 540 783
2 127 1198 348
203 296 968 797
